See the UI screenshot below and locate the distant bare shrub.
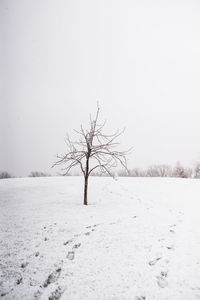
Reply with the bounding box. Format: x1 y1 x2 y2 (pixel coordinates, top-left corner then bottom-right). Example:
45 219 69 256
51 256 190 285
29 171 51 177
172 163 192 178
156 165 172 177
145 166 160 177
194 162 200 178
0 171 13 179
145 165 172 177
118 169 129 177
129 168 146 177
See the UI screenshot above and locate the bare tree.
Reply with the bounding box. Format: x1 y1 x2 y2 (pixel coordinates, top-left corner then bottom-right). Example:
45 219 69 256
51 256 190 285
52 106 130 205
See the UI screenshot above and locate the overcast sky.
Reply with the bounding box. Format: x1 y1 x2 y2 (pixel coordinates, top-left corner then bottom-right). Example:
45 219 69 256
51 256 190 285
1 0 200 176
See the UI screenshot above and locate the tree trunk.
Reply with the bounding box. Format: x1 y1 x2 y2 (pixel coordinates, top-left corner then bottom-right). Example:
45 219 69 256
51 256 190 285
84 175 88 205
84 152 90 205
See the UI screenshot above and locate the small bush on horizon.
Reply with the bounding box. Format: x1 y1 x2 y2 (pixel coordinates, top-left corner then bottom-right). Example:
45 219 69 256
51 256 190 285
29 171 51 177
172 162 192 178
0 171 13 179
194 162 200 178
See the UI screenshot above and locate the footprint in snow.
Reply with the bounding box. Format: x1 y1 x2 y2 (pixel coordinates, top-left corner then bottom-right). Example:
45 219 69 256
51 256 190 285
73 243 81 249
43 268 62 288
86 224 98 229
1 292 8 298
166 245 175 250
49 286 65 300
67 251 75 260
34 268 62 299
16 277 23 285
21 262 29 268
149 257 162 266
156 271 168 288
63 239 73 246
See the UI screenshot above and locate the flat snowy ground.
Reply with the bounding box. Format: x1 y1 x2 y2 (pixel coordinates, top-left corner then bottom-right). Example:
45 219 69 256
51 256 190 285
0 177 200 300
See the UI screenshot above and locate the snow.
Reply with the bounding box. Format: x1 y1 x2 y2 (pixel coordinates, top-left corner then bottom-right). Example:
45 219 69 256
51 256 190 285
0 176 200 300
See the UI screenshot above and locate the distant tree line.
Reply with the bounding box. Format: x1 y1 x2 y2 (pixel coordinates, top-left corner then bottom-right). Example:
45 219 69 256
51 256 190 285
0 171 52 179
118 162 200 179
1 162 200 179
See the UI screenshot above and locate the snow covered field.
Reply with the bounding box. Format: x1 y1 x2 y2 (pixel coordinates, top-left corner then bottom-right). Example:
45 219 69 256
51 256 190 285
0 176 200 300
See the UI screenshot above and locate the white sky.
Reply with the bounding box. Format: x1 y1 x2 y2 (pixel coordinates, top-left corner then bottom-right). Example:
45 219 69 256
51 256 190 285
1 0 200 176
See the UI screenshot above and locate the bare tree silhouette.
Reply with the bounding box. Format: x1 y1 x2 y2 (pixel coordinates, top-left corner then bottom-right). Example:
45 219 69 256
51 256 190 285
53 105 130 205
